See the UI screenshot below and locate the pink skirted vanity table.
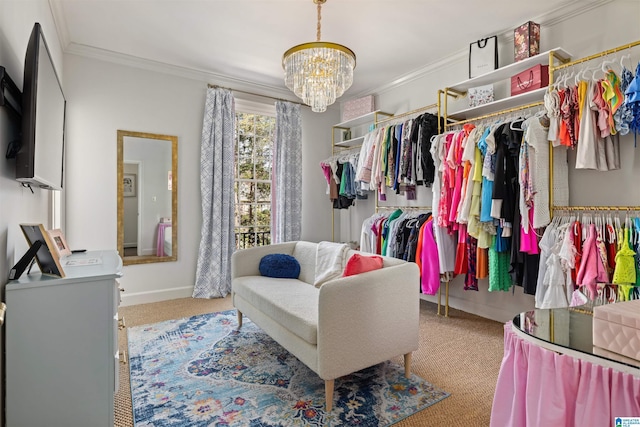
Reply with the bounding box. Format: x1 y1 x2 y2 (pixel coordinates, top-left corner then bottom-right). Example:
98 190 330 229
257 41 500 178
156 221 172 257
491 306 640 426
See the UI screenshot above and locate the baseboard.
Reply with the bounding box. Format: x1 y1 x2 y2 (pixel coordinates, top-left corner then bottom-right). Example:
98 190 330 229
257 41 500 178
120 286 193 306
419 293 528 323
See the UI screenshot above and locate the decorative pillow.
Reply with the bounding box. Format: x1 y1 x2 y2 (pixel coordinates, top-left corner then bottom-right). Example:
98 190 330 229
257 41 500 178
259 254 300 279
342 253 384 277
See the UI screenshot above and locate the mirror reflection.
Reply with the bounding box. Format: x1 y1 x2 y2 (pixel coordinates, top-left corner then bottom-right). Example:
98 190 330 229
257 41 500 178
117 130 177 265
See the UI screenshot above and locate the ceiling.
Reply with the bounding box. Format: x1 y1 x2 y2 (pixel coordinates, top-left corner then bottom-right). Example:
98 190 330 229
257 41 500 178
50 0 606 102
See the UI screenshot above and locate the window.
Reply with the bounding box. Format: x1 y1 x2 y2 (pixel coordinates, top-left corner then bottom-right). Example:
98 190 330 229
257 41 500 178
234 104 275 249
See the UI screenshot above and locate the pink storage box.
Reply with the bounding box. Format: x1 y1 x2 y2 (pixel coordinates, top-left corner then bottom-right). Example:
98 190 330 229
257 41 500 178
593 300 640 365
342 95 375 122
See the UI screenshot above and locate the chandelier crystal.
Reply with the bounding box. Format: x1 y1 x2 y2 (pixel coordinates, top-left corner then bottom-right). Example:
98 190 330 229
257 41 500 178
282 0 356 113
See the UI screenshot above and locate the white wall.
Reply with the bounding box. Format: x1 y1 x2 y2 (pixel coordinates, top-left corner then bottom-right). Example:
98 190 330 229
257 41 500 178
0 1 65 424
63 54 335 305
342 0 640 322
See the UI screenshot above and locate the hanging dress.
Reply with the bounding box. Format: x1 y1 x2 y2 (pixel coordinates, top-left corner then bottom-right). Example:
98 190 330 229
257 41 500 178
576 223 609 300
613 227 637 286
420 219 441 295
535 221 559 308
540 233 570 309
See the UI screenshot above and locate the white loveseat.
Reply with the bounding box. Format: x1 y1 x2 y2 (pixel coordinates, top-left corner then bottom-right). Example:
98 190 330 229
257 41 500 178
231 241 420 411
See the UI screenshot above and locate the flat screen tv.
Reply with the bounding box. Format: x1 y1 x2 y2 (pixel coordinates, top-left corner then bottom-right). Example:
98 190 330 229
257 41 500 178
16 22 66 190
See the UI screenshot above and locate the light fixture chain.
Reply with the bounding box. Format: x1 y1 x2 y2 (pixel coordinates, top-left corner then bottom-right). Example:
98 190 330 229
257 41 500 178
316 2 321 41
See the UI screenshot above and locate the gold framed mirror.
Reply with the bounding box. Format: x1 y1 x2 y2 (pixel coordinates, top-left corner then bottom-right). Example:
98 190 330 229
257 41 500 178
117 130 178 265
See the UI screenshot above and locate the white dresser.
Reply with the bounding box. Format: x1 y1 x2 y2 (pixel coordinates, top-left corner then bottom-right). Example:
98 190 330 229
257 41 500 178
6 250 123 427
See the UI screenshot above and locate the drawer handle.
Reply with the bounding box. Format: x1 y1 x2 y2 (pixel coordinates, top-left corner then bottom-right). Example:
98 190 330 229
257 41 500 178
118 317 126 330
119 350 128 365
120 288 125 292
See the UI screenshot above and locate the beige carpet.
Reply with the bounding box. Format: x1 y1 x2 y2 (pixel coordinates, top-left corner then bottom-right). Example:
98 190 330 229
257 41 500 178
115 297 505 427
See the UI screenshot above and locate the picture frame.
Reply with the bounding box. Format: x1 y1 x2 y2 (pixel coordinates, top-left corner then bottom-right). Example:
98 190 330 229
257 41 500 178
19 223 65 278
123 173 136 197
46 228 72 258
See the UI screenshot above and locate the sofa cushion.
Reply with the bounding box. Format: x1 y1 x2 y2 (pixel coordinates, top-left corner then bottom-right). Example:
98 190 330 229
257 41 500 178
343 253 384 277
233 276 319 344
292 241 318 284
259 254 300 279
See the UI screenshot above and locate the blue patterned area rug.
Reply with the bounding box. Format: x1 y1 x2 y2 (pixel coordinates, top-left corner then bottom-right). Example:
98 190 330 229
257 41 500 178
128 310 449 427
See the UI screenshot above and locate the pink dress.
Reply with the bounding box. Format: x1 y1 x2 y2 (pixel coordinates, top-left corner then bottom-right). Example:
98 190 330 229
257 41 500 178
520 207 540 255
438 133 455 227
448 131 465 225
576 223 609 299
420 219 441 295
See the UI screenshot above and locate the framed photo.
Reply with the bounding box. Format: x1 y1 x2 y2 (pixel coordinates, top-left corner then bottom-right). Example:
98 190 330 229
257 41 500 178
46 228 71 258
19 224 65 278
123 173 136 197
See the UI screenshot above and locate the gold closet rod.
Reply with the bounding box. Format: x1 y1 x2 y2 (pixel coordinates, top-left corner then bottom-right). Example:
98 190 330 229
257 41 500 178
445 101 545 128
551 40 640 72
553 206 640 211
375 205 432 212
374 103 438 127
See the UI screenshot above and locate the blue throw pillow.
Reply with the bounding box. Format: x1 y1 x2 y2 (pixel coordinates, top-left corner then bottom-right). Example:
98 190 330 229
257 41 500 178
259 254 300 279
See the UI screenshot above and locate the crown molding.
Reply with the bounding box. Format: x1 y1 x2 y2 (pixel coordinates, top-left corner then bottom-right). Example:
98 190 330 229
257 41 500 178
52 0 613 104
351 0 612 99
64 42 300 102
48 0 70 49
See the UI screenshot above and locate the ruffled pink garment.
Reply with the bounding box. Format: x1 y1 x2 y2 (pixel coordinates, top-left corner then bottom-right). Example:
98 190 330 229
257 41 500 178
576 223 609 299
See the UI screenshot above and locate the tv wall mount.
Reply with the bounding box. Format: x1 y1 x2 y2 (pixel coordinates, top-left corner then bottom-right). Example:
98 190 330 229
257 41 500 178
1 66 23 160
0 66 22 118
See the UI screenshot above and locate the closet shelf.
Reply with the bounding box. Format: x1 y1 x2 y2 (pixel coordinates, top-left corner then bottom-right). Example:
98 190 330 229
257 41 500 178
334 136 365 148
334 110 393 128
447 47 572 93
448 87 547 120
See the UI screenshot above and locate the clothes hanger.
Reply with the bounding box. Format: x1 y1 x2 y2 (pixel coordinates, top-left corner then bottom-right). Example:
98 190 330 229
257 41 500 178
510 117 526 130
559 70 575 89
619 53 631 72
598 57 618 80
574 65 587 85
552 70 568 90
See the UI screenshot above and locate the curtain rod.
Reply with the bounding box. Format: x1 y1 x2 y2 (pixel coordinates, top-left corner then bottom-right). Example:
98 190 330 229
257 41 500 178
207 84 307 107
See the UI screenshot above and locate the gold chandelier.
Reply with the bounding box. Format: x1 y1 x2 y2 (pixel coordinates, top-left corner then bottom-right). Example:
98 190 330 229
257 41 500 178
282 0 356 113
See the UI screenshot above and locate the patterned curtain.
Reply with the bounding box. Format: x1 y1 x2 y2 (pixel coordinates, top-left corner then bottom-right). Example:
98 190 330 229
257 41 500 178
271 101 302 243
193 87 235 298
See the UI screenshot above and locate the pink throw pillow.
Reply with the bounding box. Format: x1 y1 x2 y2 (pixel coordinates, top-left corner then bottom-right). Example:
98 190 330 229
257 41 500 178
342 254 384 277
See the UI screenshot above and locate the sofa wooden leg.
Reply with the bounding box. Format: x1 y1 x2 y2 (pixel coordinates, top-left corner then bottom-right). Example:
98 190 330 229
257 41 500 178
237 310 243 328
404 353 412 378
325 379 334 411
